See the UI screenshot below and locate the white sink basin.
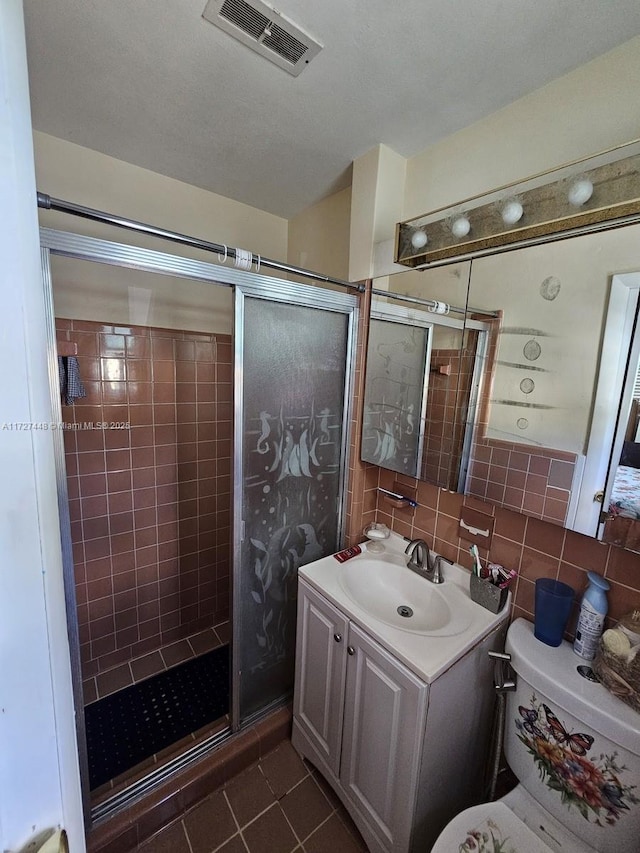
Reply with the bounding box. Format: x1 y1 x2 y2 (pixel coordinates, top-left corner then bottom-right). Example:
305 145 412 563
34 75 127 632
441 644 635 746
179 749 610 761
298 532 511 683
338 554 473 636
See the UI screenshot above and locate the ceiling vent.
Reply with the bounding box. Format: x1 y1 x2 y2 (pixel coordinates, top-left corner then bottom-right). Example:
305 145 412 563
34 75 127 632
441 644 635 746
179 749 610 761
203 0 322 76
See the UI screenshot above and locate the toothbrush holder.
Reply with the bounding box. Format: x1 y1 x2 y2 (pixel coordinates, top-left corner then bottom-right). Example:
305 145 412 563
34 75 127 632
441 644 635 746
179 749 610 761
470 573 508 614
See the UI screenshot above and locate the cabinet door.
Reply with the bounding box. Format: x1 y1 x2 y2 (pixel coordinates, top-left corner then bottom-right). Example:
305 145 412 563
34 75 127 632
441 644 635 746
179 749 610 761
341 622 428 851
293 581 349 776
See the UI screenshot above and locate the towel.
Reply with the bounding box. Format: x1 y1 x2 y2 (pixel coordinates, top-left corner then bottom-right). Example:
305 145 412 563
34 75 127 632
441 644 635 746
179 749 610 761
58 356 87 405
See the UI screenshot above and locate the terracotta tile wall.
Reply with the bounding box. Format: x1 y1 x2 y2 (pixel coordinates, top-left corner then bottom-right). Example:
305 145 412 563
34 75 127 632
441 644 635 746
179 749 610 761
345 288 640 634
467 438 576 526
348 467 640 636
465 311 577 527
421 347 473 488
55 319 232 678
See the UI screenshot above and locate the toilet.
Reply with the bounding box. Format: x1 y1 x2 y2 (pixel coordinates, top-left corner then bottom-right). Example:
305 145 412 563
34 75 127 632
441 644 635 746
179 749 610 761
432 618 640 853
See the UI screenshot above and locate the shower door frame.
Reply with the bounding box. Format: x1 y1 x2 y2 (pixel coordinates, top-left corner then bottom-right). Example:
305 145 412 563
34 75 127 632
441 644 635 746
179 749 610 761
232 282 358 729
39 227 358 823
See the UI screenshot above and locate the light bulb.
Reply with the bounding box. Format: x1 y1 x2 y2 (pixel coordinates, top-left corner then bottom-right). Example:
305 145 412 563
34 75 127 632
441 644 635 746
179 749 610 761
410 229 428 249
568 178 593 207
501 200 523 226
451 215 471 238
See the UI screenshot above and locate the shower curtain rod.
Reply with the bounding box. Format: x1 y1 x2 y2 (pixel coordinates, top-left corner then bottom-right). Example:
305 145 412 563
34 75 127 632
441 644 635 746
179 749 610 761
36 192 365 293
371 287 498 318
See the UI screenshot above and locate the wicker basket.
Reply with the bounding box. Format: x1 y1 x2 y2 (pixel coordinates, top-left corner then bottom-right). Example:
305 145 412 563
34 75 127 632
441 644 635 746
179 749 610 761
593 640 640 714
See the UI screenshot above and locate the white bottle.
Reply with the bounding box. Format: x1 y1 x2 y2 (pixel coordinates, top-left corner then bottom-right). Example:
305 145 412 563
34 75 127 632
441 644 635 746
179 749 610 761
573 571 610 660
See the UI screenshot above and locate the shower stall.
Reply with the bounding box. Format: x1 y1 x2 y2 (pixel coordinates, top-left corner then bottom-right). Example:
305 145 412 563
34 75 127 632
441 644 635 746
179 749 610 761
40 225 358 824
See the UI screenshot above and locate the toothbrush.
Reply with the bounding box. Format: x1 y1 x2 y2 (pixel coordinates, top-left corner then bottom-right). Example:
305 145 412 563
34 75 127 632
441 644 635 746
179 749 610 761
498 569 517 589
470 544 481 576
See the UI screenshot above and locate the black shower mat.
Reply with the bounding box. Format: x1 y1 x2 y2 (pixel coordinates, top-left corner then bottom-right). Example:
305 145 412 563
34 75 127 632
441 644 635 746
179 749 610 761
85 644 229 790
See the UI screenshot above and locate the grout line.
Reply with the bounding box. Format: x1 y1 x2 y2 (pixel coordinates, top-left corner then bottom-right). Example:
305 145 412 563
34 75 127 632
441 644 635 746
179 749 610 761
217 789 250 853
180 817 195 853
277 802 303 851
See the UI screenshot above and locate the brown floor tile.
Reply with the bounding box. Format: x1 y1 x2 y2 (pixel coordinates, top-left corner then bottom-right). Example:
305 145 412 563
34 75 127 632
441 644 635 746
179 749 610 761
304 813 365 853
215 620 231 644
335 806 367 850
260 741 308 799
241 803 297 853
83 677 98 704
280 776 332 842
136 819 190 853
216 835 249 853
161 639 194 668
225 764 275 827
183 789 237 853
96 662 133 697
308 767 341 810
130 650 165 682
189 627 220 655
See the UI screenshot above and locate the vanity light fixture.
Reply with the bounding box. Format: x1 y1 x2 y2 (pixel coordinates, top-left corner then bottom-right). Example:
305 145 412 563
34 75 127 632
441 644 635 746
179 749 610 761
500 199 524 226
451 214 471 239
567 177 594 207
395 138 640 268
410 228 428 249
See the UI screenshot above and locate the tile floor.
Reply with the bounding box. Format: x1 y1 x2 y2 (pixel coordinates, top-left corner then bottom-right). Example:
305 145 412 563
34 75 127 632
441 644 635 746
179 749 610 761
91 622 231 804
84 621 231 703
135 739 368 853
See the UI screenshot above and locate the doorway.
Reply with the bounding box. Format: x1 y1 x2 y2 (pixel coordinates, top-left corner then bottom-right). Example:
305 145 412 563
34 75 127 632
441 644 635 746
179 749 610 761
41 228 357 823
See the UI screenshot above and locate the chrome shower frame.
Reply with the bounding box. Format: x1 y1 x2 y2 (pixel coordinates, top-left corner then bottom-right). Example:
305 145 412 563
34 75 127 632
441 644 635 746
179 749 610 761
39 227 359 825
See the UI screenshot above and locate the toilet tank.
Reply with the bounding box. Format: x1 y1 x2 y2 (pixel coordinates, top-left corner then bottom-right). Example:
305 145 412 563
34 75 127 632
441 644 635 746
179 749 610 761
504 618 640 853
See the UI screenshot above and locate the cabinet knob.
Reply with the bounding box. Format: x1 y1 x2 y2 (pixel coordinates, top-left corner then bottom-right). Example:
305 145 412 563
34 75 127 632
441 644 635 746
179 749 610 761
347 646 355 655
334 633 342 643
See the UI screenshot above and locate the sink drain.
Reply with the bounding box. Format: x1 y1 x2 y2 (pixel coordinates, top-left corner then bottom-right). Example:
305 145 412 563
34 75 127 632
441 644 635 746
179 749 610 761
397 605 413 618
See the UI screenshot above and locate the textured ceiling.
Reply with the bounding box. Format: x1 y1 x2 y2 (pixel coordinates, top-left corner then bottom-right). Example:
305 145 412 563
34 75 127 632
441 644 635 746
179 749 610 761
23 0 640 219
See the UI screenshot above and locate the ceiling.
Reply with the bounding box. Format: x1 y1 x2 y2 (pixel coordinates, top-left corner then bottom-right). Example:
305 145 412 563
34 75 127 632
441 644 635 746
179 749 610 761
23 0 640 220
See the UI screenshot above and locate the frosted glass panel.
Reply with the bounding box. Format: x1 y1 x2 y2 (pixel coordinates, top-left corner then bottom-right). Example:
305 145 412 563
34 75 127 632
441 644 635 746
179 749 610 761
238 297 349 722
362 318 430 477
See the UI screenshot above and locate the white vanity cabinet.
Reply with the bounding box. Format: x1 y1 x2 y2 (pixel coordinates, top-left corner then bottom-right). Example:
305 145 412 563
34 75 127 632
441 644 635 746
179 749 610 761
292 577 507 853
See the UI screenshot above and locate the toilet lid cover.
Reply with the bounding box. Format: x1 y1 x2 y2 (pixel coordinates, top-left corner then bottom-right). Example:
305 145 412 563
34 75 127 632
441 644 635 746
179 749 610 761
432 801 552 853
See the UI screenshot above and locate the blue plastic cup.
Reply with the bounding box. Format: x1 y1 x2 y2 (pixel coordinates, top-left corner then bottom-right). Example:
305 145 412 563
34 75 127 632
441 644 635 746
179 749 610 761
534 578 575 647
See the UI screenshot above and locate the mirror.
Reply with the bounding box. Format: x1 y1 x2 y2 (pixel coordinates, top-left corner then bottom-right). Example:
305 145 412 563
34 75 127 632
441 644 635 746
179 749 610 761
361 303 432 478
362 262 471 488
462 224 640 540
365 222 640 553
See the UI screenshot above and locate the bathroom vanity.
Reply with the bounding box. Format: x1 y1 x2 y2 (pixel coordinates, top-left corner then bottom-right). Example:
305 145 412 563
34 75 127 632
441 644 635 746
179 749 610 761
292 533 510 852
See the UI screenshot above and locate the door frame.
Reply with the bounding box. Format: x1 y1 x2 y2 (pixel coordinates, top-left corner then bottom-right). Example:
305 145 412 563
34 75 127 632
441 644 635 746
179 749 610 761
573 272 640 536
232 280 358 729
39 228 359 822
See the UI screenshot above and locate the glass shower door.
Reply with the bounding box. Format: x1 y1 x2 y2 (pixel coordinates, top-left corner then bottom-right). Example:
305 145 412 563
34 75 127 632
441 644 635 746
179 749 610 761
234 285 356 725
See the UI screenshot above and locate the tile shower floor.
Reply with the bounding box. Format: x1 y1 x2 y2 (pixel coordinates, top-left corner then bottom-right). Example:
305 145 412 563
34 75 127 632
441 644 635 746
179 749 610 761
90 620 231 803
135 740 368 853
84 621 231 703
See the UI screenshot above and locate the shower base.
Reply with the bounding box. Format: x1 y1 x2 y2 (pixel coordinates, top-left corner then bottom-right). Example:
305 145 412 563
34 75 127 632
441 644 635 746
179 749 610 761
86 644 229 789
87 703 292 853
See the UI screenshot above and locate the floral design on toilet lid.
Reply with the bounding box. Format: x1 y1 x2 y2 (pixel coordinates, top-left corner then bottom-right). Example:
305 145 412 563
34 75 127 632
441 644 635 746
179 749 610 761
515 695 639 826
458 817 518 852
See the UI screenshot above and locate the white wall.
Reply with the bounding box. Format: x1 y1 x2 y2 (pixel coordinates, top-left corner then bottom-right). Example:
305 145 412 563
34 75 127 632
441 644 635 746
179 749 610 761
287 186 351 282
350 35 640 279
469 225 640 453
34 132 289 333
404 35 640 219
0 3 84 851
349 145 406 281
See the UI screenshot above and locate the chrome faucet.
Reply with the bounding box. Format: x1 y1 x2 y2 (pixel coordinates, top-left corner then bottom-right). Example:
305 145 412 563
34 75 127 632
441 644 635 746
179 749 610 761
404 538 449 584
